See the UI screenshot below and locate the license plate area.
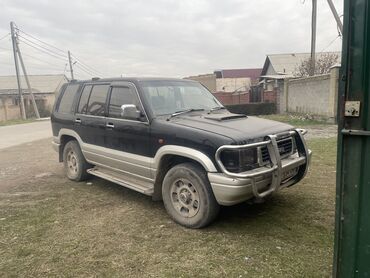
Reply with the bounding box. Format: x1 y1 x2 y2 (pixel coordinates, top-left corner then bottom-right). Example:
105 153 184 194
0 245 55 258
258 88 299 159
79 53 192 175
281 167 299 181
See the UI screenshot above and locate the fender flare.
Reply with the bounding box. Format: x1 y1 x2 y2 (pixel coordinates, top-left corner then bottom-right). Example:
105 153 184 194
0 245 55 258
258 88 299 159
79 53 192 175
153 145 217 172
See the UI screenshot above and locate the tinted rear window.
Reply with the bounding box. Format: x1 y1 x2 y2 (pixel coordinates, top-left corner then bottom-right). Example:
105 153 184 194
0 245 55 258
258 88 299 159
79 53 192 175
58 84 79 113
77 85 92 114
86 84 110 116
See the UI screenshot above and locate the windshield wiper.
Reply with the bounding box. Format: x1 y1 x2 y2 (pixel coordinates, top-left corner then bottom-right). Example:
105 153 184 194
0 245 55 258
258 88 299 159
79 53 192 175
167 108 205 120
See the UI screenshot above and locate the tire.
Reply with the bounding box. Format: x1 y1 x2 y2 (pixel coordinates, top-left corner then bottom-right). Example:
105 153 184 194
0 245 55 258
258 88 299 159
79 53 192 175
62 140 91 181
162 162 220 228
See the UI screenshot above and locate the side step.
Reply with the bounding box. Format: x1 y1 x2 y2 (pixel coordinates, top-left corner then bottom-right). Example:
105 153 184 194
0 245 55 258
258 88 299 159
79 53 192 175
87 167 154 195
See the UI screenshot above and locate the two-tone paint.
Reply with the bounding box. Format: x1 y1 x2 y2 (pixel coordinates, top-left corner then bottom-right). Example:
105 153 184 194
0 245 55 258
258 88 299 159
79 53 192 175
52 77 311 205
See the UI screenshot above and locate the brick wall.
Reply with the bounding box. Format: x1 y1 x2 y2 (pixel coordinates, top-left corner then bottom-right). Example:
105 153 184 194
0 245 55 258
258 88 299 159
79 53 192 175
262 90 276 103
213 92 250 105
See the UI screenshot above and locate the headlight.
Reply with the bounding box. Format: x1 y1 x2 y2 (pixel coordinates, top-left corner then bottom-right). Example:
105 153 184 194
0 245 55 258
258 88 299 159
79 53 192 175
220 148 258 173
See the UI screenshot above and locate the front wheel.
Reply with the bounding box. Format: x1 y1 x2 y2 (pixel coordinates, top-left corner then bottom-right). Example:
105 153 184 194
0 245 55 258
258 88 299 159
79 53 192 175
162 162 220 228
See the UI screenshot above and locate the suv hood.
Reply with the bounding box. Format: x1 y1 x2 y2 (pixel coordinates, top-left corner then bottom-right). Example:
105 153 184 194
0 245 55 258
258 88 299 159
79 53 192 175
168 112 294 143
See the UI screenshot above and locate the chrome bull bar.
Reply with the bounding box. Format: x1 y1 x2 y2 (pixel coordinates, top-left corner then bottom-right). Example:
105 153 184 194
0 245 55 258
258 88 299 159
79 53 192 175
215 129 310 199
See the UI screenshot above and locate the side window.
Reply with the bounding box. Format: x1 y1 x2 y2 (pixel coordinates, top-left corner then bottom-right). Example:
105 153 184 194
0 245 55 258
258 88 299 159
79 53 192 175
86 84 110 116
77 85 92 114
108 86 141 119
58 84 79 113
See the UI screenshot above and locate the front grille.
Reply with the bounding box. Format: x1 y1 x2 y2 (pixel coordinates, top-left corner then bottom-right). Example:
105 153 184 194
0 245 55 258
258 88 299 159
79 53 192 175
259 137 294 164
277 137 294 157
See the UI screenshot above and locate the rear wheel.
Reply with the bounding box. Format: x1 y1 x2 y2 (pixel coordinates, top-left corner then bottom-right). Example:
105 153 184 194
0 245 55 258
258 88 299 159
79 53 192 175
162 162 220 228
63 140 90 181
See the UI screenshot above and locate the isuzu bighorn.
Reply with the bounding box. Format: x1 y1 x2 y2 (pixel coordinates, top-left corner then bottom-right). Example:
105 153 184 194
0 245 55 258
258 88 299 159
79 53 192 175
51 78 311 228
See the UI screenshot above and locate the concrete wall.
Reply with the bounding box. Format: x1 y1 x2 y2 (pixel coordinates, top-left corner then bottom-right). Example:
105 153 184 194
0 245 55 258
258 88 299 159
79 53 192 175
0 97 21 121
216 77 252 92
0 94 55 121
282 66 339 121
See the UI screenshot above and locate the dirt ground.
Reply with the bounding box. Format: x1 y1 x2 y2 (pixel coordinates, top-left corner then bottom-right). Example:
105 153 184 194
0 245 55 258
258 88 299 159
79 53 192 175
304 125 338 140
0 130 337 277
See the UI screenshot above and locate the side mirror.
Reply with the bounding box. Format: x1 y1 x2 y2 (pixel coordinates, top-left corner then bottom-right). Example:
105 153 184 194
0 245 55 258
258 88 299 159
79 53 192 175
121 104 142 120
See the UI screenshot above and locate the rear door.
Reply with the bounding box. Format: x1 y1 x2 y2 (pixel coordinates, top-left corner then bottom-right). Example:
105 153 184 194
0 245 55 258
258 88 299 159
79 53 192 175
75 83 110 147
104 82 151 179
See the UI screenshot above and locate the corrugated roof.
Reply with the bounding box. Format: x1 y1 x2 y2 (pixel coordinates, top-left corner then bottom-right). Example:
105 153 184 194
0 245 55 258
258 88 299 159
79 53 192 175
0 74 68 93
261 52 341 76
217 68 262 79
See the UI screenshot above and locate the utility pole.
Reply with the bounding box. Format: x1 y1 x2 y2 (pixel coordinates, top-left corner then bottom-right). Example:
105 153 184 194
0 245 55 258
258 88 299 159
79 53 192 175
327 0 343 36
310 0 317 76
68 50 74 80
10 21 26 119
16 41 40 119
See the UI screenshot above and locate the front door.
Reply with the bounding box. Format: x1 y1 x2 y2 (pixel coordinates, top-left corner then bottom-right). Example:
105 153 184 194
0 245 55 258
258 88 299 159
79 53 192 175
104 83 151 180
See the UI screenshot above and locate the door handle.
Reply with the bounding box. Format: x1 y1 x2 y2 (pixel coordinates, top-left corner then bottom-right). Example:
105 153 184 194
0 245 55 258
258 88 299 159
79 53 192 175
106 123 114 129
75 118 81 123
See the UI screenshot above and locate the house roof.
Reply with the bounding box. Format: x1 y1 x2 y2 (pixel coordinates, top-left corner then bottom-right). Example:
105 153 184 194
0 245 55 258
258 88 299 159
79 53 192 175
261 52 341 76
0 74 68 94
216 68 262 79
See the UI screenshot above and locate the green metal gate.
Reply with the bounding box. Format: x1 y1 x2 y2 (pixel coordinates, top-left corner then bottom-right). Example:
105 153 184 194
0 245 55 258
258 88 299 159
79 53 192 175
334 0 370 276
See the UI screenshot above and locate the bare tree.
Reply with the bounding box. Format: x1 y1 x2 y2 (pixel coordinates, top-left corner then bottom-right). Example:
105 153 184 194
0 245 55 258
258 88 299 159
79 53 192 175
294 53 340 77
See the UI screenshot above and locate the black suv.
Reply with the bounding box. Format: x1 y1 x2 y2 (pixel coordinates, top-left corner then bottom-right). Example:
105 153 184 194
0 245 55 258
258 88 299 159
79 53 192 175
51 77 311 228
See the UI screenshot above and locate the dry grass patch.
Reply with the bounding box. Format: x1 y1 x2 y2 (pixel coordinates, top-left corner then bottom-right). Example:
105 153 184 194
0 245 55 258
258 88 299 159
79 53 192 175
0 138 336 277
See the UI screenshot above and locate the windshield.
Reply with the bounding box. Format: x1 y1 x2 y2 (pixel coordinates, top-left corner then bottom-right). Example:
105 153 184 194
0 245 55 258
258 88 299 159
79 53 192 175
139 80 223 116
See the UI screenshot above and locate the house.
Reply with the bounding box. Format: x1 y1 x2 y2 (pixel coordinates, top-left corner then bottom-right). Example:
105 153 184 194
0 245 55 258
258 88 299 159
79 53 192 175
260 52 341 77
213 68 262 93
259 52 341 104
185 68 262 105
0 74 68 121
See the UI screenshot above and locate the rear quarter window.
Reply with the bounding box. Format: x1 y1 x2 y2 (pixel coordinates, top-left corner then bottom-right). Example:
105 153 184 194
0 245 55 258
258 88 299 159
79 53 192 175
77 85 93 114
57 84 80 113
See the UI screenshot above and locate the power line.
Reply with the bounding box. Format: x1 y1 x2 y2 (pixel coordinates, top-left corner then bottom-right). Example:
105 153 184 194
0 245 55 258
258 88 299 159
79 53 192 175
71 54 103 76
74 59 101 76
17 28 103 76
320 35 341 53
0 46 12 52
19 39 68 62
16 63 67 72
15 28 66 55
21 52 68 69
0 33 10 41
18 34 67 58
74 63 96 76
10 24 105 79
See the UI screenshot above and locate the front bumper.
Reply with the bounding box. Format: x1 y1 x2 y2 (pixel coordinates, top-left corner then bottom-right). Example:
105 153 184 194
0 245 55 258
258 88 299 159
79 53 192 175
209 129 312 206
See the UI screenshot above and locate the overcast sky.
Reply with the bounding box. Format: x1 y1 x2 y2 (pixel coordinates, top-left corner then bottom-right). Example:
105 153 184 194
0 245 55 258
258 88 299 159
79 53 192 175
0 0 343 79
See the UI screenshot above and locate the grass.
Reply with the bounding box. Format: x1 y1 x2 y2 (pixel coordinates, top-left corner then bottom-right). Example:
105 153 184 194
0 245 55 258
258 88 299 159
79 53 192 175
0 118 37 126
0 137 337 277
260 114 331 126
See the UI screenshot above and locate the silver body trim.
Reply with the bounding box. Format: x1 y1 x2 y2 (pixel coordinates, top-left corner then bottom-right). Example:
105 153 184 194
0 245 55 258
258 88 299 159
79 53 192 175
53 128 310 205
53 129 218 183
